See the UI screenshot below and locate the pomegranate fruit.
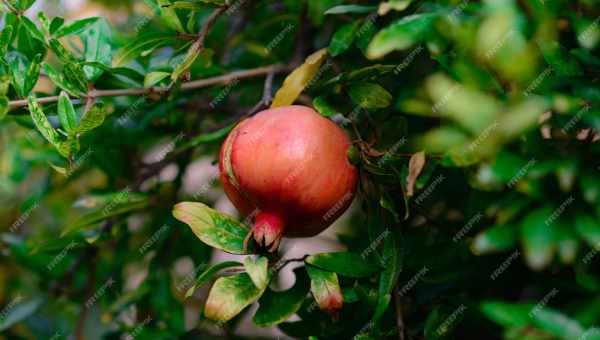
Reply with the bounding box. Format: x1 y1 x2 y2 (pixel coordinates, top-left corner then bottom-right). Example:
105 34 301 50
219 105 358 251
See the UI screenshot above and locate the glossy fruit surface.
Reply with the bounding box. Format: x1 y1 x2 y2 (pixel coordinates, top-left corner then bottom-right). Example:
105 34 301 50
219 105 358 251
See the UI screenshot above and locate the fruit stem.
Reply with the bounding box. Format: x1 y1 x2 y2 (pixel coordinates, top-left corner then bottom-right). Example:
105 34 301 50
253 211 285 252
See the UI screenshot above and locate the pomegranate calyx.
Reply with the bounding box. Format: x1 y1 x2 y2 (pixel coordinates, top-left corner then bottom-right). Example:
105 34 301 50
253 211 284 252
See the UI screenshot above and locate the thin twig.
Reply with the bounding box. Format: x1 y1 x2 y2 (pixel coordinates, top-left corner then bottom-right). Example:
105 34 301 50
393 285 405 340
8 64 287 109
198 6 228 44
248 69 276 116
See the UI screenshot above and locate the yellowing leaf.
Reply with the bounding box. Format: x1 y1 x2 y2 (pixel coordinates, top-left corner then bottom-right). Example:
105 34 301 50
243 256 269 290
204 273 266 322
407 151 426 197
271 48 328 108
172 202 252 254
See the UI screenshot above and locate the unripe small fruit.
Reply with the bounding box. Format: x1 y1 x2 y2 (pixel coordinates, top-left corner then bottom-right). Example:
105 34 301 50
219 105 358 251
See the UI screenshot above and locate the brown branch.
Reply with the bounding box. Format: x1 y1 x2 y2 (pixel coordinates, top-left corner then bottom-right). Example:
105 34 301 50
198 6 228 45
8 64 287 110
393 285 405 340
248 69 275 116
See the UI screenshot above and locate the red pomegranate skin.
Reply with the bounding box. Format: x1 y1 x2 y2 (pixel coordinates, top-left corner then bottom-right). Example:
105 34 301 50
219 105 357 250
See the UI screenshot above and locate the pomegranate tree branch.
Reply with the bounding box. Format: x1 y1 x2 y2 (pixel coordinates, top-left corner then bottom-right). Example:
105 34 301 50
7 64 287 110
393 285 406 340
248 69 276 116
197 6 228 46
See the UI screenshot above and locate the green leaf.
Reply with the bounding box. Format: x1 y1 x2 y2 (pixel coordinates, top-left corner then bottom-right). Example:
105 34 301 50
6 52 28 97
112 35 179 67
0 97 8 120
348 83 392 109
144 71 171 88
329 21 361 57
0 25 14 55
244 256 269 290
497 98 550 140
379 0 412 15
157 0 186 32
521 206 556 270
312 96 337 117
63 191 149 236
28 95 60 146
42 62 83 97
253 268 310 327
539 40 582 77
77 103 106 134
471 225 518 255
54 17 99 38
425 73 501 134
63 62 89 94
57 91 77 132
325 5 377 15
19 16 45 42
271 48 328 107
356 20 377 52
480 301 533 328
306 266 343 312
184 261 243 299
576 214 600 249
306 251 381 278
531 307 585 340
204 273 266 322
49 17 64 35
163 1 224 10
57 137 80 158
171 39 205 81
374 232 402 324
172 202 252 254
0 75 8 97
48 38 77 62
0 297 44 331
79 20 112 81
23 53 42 95
367 13 436 59
14 0 36 11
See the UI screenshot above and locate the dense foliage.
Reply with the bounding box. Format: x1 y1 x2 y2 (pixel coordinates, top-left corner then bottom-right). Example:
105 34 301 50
1 0 600 339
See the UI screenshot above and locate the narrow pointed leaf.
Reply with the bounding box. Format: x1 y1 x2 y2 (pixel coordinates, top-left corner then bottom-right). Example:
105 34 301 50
77 103 106 134
271 48 328 107
329 21 360 57
184 261 243 299
54 17 99 38
306 251 381 278
28 95 59 146
23 53 42 95
348 82 392 109
57 91 77 132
